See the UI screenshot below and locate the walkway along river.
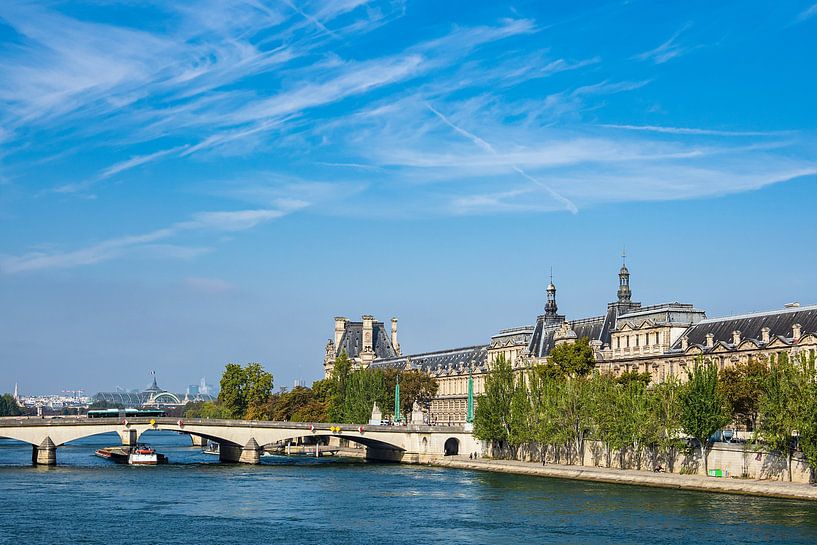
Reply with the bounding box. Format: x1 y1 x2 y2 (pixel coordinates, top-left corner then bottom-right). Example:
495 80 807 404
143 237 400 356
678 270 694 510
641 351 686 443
1 431 816 545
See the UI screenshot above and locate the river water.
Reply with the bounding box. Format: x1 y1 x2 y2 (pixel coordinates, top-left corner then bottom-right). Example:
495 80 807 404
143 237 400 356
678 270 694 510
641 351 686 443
1 432 815 544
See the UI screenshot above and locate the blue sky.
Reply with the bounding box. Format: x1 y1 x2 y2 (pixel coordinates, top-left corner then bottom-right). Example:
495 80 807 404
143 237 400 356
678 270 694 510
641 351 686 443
1 1 815 394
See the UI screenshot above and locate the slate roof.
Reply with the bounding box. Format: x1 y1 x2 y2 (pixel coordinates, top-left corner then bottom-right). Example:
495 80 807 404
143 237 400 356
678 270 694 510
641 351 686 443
371 345 489 373
336 321 398 360
528 303 630 357
671 304 817 349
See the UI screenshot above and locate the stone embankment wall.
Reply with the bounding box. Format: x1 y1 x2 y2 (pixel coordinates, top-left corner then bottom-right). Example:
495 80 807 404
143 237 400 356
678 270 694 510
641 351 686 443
487 441 813 484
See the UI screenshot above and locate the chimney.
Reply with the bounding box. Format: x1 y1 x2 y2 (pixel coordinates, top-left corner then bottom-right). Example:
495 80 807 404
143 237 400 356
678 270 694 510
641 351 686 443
362 315 374 353
732 330 741 345
681 335 689 351
761 327 770 343
391 317 401 355
705 333 714 348
334 317 347 347
792 323 802 341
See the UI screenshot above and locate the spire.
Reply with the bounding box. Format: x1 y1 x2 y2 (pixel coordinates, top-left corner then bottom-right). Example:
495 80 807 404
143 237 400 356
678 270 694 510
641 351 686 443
545 269 558 320
617 250 631 304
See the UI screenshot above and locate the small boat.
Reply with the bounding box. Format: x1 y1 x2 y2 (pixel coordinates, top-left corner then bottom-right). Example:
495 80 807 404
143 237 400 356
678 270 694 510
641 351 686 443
202 441 219 456
95 444 167 465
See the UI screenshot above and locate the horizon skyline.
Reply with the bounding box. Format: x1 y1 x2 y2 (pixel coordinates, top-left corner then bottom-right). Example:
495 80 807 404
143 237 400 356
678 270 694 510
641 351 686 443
1 1 815 393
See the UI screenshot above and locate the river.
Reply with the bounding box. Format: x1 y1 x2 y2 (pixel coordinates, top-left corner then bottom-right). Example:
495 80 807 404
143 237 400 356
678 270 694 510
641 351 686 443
1 432 815 544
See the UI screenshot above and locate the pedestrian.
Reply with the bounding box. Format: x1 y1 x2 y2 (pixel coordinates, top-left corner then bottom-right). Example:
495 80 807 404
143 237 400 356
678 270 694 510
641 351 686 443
469 453 473 460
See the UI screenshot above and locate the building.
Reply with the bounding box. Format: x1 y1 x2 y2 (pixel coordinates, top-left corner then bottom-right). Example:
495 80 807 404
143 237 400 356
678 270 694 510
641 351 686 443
94 374 216 408
323 262 817 424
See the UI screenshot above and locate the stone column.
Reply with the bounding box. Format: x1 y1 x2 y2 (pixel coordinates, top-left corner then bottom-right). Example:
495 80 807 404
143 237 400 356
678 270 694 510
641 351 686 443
32 437 56 466
119 428 138 446
218 438 262 464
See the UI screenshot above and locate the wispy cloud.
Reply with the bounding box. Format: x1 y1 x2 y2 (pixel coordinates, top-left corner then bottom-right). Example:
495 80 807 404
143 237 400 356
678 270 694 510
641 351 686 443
796 3 817 22
598 124 785 137
0 207 298 273
425 103 578 213
635 23 695 64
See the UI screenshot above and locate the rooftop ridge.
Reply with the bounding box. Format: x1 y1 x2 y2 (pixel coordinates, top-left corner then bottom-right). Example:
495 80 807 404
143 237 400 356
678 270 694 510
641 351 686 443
695 304 817 324
376 344 488 362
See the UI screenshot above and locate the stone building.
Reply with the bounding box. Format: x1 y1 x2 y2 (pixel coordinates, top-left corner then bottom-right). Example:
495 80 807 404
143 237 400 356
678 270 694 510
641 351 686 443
322 262 817 424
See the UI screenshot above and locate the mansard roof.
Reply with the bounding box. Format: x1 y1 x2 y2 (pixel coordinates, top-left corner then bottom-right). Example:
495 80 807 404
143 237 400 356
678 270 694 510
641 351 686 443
527 303 625 358
336 320 398 360
671 304 817 350
490 325 534 348
371 345 488 372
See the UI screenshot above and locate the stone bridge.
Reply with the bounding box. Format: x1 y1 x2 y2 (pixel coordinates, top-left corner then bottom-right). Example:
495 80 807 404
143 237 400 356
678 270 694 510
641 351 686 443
0 417 481 465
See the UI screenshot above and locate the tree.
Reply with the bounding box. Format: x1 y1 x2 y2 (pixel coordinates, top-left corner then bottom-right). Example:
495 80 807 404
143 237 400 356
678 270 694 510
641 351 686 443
0 393 22 416
615 369 652 388
797 352 817 483
473 355 515 444
217 362 274 420
381 369 439 419
756 352 809 481
679 361 730 474
548 337 596 377
558 376 594 464
718 358 768 430
648 377 684 471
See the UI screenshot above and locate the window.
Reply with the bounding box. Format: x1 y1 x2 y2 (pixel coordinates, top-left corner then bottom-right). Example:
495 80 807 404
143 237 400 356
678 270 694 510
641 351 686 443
617 337 621 349
635 335 640 347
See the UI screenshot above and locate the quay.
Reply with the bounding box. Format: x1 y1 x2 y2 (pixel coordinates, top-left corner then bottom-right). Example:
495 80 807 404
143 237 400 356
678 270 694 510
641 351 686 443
431 456 817 502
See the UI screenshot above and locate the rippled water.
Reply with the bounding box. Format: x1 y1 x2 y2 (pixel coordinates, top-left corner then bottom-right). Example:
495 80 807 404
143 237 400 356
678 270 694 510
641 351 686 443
1 432 816 544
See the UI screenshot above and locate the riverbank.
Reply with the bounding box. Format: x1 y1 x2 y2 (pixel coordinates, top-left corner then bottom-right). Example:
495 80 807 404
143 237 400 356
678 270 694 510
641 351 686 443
429 456 817 501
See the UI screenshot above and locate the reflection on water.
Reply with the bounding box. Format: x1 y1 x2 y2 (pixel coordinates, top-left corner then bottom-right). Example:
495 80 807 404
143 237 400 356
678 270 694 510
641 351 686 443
1 432 816 544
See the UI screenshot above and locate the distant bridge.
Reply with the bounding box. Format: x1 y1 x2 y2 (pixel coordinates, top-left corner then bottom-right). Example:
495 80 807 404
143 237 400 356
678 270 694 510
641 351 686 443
0 417 481 465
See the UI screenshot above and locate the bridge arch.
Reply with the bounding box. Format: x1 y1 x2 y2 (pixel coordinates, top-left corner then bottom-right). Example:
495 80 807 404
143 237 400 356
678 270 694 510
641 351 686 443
444 437 459 456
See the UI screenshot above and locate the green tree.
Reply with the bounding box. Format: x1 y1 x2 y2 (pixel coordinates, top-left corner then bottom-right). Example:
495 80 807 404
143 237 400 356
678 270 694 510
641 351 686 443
558 376 594 464
615 369 652 388
797 352 817 483
473 355 515 444
0 393 23 416
381 369 439 419
756 352 809 481
718 358 768 430
217 362 274 420
648 377 684 471
679 361 730 474
548 337 596 377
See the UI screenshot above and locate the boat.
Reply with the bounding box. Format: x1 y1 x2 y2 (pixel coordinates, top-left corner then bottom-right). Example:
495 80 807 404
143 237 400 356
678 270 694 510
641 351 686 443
202 441 219 456
95 444 168 465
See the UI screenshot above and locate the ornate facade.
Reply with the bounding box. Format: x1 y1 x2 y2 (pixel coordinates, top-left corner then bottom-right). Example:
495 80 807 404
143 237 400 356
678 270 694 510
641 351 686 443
323 262 817 424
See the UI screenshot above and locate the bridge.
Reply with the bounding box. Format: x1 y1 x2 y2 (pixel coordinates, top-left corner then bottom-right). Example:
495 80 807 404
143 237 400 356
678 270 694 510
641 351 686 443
0 417 481 465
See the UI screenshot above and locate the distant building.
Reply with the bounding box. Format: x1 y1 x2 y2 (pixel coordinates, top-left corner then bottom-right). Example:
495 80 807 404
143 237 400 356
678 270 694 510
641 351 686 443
324 261 817 424
94 374 216 407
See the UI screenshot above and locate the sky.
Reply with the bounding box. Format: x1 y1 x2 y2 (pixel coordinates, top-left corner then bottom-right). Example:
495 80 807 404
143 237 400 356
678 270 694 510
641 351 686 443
0 0 815 395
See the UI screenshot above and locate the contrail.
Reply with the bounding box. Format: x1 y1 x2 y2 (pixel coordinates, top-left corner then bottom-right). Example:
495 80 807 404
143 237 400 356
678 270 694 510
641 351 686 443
425 103 578 214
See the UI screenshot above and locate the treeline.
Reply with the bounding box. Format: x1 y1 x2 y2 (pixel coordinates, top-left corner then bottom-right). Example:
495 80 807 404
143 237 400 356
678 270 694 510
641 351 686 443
0 394 23 417
185 352 438 425
475 341 817 480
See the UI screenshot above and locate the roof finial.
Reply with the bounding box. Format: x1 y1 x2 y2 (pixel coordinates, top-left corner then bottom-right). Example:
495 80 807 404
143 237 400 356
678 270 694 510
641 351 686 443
549 266 553 285
622 246 626 266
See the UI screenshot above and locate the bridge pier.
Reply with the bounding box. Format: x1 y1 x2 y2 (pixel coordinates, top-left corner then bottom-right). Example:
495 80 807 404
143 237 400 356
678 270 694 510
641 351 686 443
219 438 262 464
32 437 56 466
119 429 138 446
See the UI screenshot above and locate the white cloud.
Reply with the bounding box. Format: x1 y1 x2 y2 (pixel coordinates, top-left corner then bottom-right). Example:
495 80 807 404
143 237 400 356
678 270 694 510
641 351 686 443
635 23 694 64
796 3 817 22
0 207 295 273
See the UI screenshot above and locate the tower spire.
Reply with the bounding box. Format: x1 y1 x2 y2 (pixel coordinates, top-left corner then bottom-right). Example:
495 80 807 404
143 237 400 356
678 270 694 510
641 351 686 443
617 251 631 304
545 269 558 321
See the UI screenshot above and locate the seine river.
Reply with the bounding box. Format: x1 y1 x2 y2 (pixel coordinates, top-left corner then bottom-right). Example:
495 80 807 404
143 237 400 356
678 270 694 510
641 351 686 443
1 432 816 544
